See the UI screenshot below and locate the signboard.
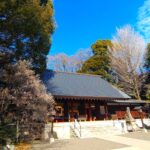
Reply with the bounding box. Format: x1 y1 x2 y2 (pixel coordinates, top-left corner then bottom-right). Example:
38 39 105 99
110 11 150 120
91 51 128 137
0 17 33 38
100 106 105 115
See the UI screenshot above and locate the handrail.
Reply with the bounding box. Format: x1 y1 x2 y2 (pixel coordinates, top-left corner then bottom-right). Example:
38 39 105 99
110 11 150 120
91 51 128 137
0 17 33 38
74 119 81 137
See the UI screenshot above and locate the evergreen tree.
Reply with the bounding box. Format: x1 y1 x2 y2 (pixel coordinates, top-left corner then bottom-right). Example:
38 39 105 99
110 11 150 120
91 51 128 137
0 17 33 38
0 0 54 73
144 43 150 99
145 43 150 69
78 40 113 80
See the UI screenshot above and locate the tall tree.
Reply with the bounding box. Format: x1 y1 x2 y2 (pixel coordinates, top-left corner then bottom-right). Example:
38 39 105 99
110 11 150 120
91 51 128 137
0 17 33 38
0 0 54 73
109 25 146 100
78 40 113 80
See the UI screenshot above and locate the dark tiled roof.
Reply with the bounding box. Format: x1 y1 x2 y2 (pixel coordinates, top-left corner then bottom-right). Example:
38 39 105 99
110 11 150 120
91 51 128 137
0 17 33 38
41 70 130 99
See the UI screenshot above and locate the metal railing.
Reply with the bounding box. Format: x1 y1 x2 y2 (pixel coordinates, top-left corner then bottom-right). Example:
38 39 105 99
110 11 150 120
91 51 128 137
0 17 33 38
74 119 81 137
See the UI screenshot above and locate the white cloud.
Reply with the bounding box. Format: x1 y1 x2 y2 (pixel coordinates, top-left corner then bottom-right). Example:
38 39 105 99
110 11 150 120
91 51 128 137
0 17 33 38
137 0 150 42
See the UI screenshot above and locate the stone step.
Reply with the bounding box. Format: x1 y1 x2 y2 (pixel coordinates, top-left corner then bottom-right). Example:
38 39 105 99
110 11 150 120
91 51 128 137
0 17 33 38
79 126 123 138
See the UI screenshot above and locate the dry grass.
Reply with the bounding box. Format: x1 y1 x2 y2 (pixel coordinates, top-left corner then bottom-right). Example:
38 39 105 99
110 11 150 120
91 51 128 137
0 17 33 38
15 143 31 150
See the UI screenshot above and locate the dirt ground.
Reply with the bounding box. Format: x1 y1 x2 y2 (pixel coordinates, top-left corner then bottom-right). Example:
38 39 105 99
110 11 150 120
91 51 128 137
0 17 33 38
32 131 150 150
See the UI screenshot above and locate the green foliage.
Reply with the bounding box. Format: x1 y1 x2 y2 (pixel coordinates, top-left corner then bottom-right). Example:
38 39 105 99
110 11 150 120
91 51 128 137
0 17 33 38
91 40 113 55
0 0 54 73
79 40 113 80
0 123 16 145
144 43 150 100
145 43 150 69
40 0 48 5
146 86 150 100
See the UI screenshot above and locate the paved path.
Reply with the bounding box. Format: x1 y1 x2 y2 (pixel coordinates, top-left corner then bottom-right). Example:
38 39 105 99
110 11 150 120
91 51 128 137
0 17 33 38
49 138 127 150
32 138 128 150
121 131 150 141
32 132 150 150
101 134 150 150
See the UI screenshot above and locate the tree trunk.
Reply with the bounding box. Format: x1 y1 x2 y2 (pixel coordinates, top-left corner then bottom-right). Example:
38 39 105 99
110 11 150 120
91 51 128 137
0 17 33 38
135 87 141 100
133 75 141 100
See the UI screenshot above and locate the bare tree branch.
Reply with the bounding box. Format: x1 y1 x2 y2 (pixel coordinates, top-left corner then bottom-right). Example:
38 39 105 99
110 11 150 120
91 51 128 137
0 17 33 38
109 25 146 99
47 48 92 72
0 60 55 141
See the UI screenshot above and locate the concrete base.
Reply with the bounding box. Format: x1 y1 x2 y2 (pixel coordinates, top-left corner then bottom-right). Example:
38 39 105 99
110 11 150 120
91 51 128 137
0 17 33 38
45 119 150 140
49 137 55 144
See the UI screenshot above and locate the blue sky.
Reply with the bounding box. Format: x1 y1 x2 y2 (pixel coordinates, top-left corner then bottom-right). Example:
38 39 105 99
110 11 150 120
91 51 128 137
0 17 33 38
49 0 147 56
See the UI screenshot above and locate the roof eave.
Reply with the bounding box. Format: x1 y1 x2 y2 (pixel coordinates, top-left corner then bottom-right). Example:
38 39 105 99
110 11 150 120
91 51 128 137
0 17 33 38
53 95 130 101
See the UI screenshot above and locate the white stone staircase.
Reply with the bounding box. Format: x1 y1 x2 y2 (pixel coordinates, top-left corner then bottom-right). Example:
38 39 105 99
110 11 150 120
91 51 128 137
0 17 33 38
52 121 126 139
78 119 150 138
80 126 120 138
79 121 125 138
52 119 150 139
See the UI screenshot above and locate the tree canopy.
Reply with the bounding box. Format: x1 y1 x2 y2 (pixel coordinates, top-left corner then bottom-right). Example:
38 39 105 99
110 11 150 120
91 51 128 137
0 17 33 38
0 0 54 73
78 40 113 80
